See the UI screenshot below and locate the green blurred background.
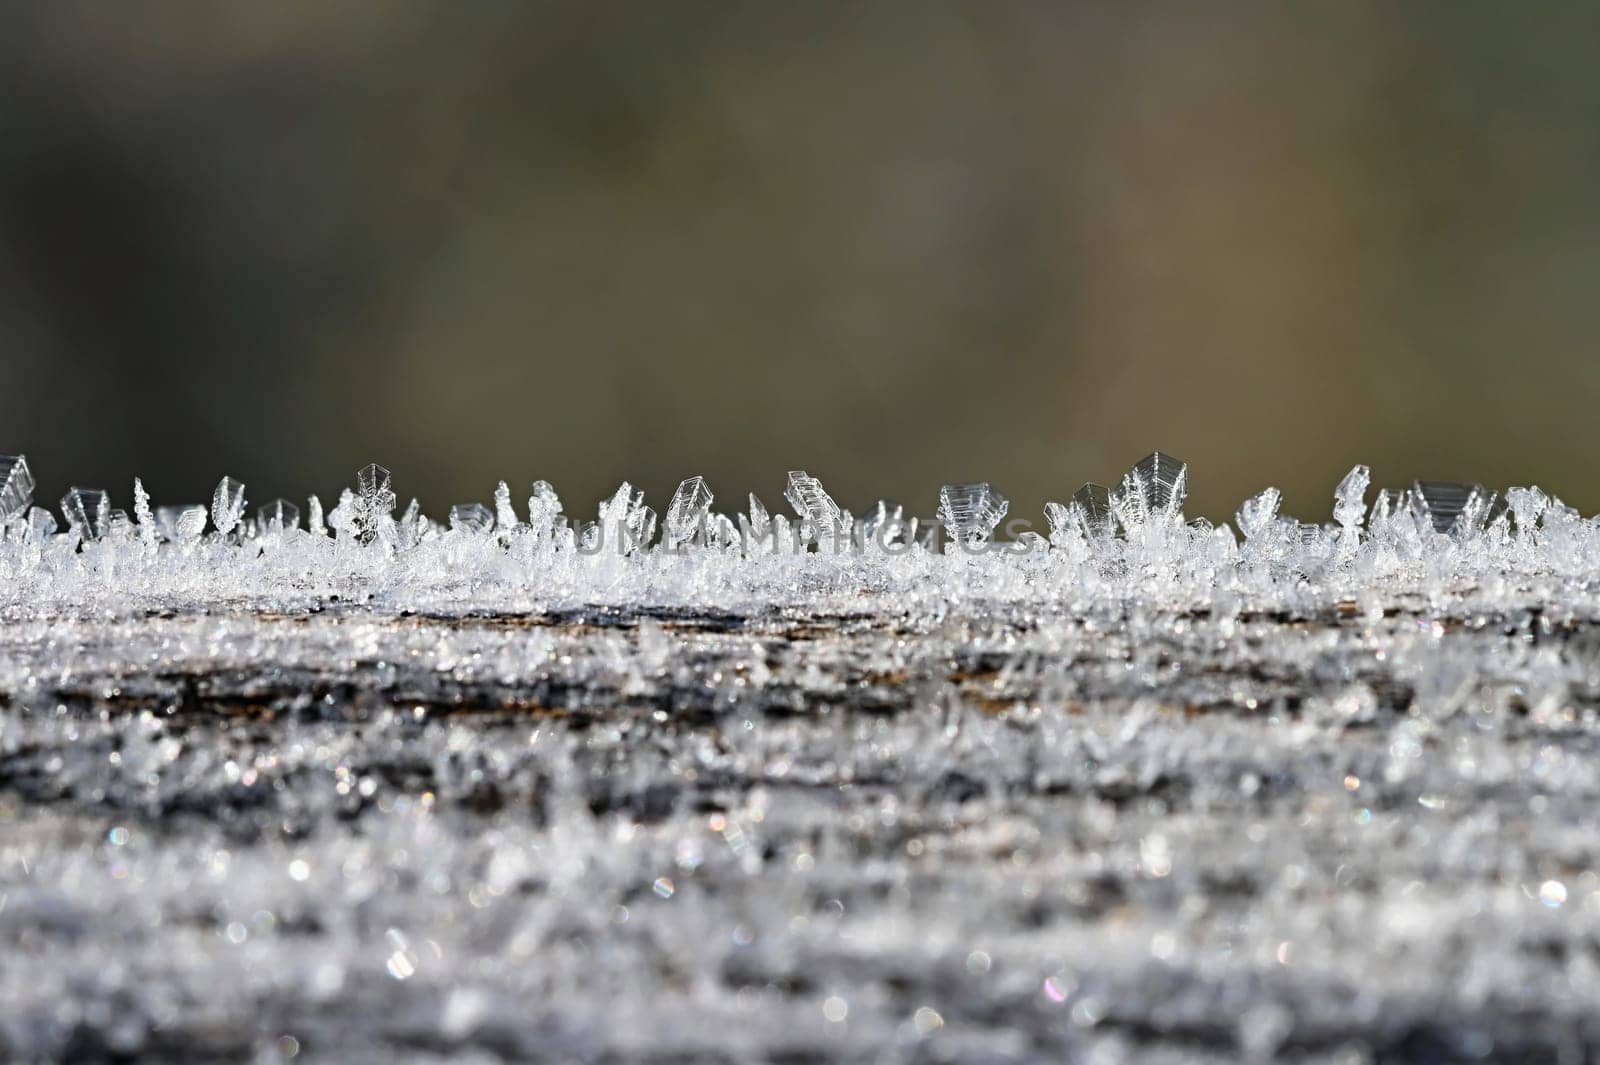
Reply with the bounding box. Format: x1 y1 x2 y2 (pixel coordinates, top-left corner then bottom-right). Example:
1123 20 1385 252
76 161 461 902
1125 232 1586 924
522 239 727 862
2 2 1597 525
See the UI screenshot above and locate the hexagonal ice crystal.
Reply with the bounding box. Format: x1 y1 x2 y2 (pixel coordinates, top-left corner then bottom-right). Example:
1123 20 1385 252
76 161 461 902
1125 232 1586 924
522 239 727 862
212 477 246 536
257 499 301 532
784 471 843 544
61 487 111 541
156 505 206 544
1236 488 1282 540
1411 480 1493 535
1069 483 1113 539
449 503 494 534
1113 452 1187 528
665 476 715 548
0 454 35 523
937 483 1009 546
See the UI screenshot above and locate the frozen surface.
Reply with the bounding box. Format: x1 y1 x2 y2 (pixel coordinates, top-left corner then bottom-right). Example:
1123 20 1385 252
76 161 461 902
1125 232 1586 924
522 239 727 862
3 453 1600 1062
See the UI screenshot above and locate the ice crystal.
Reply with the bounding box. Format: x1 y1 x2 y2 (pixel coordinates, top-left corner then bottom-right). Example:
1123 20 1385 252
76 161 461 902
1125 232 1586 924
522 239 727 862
493 480 518 533
155 504 207 547
664 476 714 548
257 498 301 532
4 452 1600 626
0 453 35 522
1411 480 1492 535
937 482 1009 546
211 476 246 537
132 477 157 546
449 502 494 534
61 487 110 541
1069 482 1113 539
1112 451 1187 528
746 493 771 543
354 463 396 545
1235 487 1281 540
1333 463 1371 531
784 470 843 546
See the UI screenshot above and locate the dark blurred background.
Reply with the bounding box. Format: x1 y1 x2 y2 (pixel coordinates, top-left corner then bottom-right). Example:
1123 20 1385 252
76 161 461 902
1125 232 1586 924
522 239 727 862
2 2 1598 524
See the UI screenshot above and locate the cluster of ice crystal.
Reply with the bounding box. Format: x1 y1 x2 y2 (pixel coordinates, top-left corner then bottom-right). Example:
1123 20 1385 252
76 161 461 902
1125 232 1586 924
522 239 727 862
0 450 1593 623
7 447 1600 1061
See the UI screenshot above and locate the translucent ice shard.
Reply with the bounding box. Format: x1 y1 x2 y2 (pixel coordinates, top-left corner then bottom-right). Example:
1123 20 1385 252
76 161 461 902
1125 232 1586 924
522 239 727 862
937 483 1009 546
1333 465 1371 532
600 482 653 554
665 476 715 548
784 471 843 545
307 495 327 537
1070 483 1114 539
354 464 396 545
257 499 301 532
494 481 518 533
863 499 911 547
1411 480 1493 535
132 478 157 546
155 505 205 544
527 481 561 537
1506 486 1549 534
62 487 111 541
449 502 494 534
0 454 35 522
212 477 246 537
1113 452 1187 528
746 493 771 542
1236 488 1281 540
27 506 57 541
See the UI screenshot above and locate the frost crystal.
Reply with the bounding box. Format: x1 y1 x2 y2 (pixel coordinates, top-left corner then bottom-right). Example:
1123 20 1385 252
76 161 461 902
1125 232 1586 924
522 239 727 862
0 453 35 522
257 498 301 532
1112 451 1187 528
527 481 561 538
600 482 653 555
493 481 518 533
1235 487 1281 540
211 477 246 537
937 482 1009 546
1411 480 1493 535
1333 464 1371 531
746 493 771 546
155 505 206 545
784 471 843 546
354 463 396 545
1070 482 1114 539
61 487 111 541
449 502 493 534
307 494 327 537
132 477 157 546
863 499 912 547
664 476 714 548
1506 485 1548 532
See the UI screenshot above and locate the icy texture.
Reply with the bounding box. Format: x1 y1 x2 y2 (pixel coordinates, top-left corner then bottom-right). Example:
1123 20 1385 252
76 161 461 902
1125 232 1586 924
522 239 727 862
937 482 1009 546
0 453 34 522
5 452 1600 1060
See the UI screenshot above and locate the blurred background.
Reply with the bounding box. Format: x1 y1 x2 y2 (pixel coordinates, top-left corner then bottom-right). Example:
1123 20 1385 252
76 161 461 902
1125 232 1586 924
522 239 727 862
2 1 1598 526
